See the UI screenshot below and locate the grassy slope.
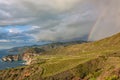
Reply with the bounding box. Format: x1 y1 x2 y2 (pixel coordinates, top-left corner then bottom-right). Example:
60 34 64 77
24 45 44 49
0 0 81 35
1 33 120 80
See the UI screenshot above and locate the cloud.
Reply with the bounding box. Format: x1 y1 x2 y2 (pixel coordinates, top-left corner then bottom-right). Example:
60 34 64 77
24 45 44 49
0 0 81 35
0 0 120 48
29 11 95 41
0 0 82 26
8 28 21 33
0 27 36 49
0 27 33 42
0 39 10 42
0 0 100 43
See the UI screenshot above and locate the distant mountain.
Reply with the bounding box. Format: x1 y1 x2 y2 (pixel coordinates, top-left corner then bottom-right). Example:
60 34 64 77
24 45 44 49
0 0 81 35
1 33 120 80
7 40 87 53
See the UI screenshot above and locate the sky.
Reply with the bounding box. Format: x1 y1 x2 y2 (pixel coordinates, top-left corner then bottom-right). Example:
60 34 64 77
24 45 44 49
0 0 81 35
0 0 120 49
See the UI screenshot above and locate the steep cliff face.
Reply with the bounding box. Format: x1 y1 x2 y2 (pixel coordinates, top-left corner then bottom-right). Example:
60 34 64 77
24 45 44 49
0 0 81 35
22 53 39 65
1 53 39 65
1 47 44 65
2 55 20 62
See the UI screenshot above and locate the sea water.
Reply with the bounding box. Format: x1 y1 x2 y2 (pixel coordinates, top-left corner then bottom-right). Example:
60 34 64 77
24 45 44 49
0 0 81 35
0 50 25 70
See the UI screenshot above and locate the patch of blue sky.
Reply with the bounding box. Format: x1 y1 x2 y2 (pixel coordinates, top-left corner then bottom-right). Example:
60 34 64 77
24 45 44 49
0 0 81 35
3 25 31 32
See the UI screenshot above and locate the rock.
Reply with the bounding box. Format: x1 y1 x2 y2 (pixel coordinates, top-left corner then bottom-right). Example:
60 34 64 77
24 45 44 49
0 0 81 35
1 53 39 65
2 55 18 62
2 57 7 62
1 47 44 65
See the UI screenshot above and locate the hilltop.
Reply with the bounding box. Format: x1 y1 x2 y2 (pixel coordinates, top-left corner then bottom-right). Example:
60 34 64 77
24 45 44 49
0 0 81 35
0 33 120 80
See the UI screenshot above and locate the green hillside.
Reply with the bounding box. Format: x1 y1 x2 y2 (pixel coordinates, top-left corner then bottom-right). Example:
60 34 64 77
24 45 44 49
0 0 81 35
1 33 120 80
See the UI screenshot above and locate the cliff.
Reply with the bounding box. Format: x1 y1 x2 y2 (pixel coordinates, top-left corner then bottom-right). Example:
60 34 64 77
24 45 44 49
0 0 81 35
2 53 38 65
2 55 20 62
1 47 44 65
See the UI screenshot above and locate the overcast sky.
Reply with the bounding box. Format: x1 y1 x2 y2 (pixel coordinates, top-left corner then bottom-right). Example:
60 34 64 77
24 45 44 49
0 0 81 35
0 0 120 49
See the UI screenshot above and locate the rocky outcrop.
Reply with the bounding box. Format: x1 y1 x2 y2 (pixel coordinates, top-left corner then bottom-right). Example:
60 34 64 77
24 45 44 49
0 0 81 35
21 53 39 65
1 47 44 65
2 55 20 62
1 52 39 65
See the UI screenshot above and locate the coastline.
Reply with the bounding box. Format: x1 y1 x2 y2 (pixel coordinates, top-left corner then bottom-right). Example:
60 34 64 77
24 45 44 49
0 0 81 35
0 50 26 70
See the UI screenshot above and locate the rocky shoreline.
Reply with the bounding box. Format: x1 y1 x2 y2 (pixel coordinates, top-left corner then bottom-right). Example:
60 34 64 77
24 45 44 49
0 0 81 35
1 52 39 65
1 47 44 65
2 55 21 62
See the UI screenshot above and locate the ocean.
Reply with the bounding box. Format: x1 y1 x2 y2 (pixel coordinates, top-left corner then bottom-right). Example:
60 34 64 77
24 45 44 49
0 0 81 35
0 50 25 70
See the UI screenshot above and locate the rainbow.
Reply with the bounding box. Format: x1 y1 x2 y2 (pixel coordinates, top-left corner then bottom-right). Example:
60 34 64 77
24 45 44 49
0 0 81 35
88 7 108 41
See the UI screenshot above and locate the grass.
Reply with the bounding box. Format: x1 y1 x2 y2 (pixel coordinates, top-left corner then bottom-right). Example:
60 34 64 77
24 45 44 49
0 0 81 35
35 49 111 78
41 57 90 77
